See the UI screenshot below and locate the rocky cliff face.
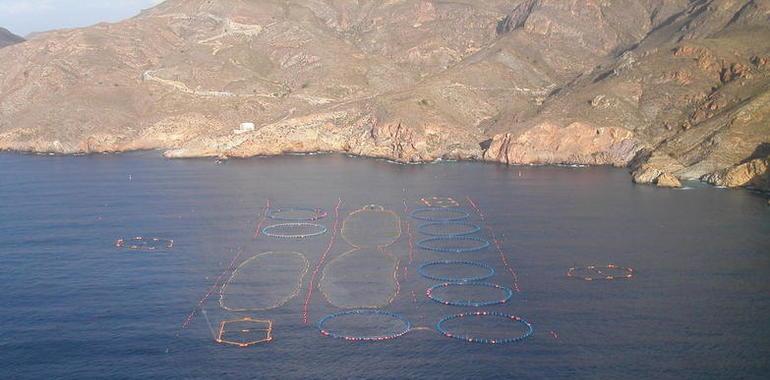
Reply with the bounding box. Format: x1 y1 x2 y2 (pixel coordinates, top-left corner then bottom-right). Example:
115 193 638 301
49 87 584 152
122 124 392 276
703 154 770 191
0 0 768 189
0 27 24 48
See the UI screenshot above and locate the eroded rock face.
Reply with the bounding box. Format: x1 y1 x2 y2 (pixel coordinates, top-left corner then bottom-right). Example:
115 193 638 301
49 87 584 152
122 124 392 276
484 123 642 167
632 164 683 188
703 156 770 191
655 173 683 188
630 151 686 188
163 109 483 163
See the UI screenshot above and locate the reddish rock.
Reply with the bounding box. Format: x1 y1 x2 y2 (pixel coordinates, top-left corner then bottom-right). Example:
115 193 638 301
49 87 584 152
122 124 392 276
484 123 642 167
703 156 770 191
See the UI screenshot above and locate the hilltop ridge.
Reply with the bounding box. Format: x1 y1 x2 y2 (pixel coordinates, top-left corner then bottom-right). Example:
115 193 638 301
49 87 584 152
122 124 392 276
0 27 24 48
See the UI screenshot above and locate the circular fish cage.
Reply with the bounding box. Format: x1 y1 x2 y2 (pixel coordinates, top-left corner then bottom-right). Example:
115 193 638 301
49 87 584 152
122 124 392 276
115 236 174 251
420 196 461 208
567 264 634 281
262 223 328 239
417 260 495 283
426 282 513 307
318 310 411 342
417 222 481 237
319 248 399 309
219 251 310 312
436 312 533 344
417 236 490 254
341 205 401 248
267 207 327 222
410 207 470 222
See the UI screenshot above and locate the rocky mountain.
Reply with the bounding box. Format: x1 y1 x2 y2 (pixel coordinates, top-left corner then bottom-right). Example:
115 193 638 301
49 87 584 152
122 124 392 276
0 27 24 48
0 0 767 190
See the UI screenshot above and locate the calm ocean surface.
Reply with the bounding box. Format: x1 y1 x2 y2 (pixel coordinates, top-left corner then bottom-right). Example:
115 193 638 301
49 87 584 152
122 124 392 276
1 152 769 379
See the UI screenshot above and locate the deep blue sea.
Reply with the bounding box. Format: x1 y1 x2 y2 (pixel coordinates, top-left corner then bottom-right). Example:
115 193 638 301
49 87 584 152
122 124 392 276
1 152 769 379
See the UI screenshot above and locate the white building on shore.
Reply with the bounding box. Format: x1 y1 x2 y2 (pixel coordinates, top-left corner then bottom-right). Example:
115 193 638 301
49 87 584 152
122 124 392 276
234 122 255 134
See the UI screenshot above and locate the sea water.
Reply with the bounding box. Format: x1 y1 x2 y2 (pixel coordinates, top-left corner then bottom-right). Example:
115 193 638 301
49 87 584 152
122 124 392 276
1 152 768 379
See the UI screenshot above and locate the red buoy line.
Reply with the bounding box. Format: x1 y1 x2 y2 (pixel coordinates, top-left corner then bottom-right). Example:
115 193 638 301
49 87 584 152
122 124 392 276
398 199 419 293
464 196 550 343
388 247 403 304
180 247 244 330
180 199 270 331
404 199 423 324
302 198 343 325
402 199 416 271
404 208 415 267
466 196 521 293
253 199 272 239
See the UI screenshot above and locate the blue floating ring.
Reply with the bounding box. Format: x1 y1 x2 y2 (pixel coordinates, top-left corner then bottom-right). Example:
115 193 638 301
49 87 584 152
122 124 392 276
410 207 470 222
267 207 327 221
427 282 513 307
417 236 490 253
317 310 412 342
417 261 495 282
436 311 533 344
417 222 481 237
262 223 327 239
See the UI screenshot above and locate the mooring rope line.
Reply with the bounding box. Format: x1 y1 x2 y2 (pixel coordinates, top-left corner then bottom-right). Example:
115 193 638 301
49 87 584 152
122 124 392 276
253 199 271 239
401 199 418 299
181 199 270 331
466 196 521 293
406 220 415 266
180 246 244 330
201 308 217 340
303 198 343 325
384 246 402 305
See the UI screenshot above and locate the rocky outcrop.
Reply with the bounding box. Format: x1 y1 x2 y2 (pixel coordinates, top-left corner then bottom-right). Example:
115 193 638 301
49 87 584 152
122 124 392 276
632 165 683 188
629 151 686 188
496 0 538 35
655 173 683 188
0 27 23 48
484 123 642 167
164 109 483 162
702 156 770 191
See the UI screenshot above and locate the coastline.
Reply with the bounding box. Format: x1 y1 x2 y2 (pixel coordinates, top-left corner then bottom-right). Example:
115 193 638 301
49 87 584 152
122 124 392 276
3 146 767 197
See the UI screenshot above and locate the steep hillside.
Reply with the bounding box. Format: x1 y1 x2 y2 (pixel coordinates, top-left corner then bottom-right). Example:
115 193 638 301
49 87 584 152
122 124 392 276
0 27 24 48
0 0 767 189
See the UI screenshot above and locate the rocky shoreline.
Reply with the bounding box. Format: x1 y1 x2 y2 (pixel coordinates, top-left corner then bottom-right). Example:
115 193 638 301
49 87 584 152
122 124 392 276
3 130 767 194
0 0 767 193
